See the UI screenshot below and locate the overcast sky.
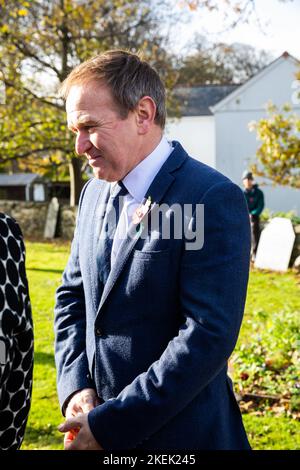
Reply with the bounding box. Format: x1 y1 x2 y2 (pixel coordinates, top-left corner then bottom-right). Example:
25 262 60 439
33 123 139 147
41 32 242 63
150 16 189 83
171 0 300 60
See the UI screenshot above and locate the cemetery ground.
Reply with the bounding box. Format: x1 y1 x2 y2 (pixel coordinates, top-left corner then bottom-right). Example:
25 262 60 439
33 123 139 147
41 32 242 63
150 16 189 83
22 241 300 450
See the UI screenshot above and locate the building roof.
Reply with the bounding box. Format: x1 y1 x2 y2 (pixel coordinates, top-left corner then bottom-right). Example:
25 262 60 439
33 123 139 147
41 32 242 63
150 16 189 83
173 52 300 117
210 51 300 113
173 84 240 116
0 173 43 186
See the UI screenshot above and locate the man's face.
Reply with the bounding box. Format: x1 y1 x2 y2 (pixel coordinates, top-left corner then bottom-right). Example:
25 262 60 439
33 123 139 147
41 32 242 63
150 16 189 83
243 178 253 190
66 81 141 181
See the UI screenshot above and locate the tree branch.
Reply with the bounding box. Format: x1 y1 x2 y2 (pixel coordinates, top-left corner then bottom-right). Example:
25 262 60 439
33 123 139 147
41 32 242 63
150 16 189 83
4 79 63 110
0 147 71 163
12 40 62 79
0 121 46 143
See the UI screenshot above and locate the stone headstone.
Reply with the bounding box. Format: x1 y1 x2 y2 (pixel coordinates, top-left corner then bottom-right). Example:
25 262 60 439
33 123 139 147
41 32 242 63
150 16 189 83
254 217 295 272
44 197 59 239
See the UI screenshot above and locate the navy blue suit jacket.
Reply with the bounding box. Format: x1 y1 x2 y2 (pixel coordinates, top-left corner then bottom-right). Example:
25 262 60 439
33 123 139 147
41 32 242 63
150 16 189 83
54 141 251 450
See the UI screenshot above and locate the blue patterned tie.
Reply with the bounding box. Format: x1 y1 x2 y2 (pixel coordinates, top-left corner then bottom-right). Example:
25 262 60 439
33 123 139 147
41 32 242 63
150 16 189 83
98 181 128 285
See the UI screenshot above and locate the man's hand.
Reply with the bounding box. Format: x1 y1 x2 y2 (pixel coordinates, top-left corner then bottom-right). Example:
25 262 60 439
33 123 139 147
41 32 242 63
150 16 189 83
58 413 103 450
64 388 101 448
65 388 100 417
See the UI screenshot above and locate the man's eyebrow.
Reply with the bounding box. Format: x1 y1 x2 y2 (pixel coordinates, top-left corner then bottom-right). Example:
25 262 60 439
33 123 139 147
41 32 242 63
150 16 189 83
68 119 97 130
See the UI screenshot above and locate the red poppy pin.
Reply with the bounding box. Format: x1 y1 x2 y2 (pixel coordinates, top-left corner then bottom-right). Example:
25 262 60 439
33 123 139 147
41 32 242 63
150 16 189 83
132 196 152 225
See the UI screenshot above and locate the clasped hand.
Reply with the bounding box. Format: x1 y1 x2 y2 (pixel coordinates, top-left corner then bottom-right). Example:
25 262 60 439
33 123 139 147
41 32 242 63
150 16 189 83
58 388 103 450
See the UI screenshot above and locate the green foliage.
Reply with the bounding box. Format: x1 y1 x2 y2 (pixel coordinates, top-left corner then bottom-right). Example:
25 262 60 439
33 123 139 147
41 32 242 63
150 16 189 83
232 309 299 401
260 209 300 225
249 103 300 188
243 414 300 450
231 269 300 420
21 241 300 449
0 0 178 187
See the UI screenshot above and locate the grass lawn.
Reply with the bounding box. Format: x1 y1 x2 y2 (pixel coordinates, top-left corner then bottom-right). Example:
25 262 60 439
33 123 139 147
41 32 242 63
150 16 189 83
23 242 69 450
22 241 300 450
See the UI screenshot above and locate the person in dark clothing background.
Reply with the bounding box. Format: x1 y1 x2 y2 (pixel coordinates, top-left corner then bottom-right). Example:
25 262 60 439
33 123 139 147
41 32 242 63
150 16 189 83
242 171 265 261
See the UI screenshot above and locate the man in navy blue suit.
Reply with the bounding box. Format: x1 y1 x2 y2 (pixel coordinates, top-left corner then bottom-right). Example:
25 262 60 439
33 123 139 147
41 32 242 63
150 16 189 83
55 50 251 450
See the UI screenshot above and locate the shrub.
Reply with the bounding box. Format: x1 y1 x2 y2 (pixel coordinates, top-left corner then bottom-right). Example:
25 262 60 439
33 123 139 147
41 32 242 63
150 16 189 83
231 309 300 416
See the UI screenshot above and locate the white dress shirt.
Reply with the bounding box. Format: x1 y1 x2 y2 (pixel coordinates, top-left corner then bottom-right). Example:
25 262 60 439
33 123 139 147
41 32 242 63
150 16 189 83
110 135 173 266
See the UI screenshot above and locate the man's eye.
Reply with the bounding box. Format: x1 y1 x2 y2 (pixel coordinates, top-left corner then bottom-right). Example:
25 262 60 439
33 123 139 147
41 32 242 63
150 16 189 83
70 126 95 134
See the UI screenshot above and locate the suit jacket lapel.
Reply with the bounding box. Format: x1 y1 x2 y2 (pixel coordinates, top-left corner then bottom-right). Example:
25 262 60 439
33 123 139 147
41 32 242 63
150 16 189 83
96 141 188 315
90 181 110 311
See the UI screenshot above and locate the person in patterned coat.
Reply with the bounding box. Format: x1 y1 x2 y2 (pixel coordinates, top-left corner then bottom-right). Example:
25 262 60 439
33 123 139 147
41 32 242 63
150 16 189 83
0 213 33 450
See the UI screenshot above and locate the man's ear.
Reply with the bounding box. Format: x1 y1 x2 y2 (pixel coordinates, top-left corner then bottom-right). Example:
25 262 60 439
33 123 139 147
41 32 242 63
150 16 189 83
135 96 157 134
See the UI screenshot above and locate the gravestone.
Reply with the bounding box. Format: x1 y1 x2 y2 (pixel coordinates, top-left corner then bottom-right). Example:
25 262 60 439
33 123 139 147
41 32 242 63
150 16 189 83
254 217 295 272
44 197 59 239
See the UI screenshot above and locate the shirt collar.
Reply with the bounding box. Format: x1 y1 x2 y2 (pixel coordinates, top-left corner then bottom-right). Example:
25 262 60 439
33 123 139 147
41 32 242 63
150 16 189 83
121 135 173 203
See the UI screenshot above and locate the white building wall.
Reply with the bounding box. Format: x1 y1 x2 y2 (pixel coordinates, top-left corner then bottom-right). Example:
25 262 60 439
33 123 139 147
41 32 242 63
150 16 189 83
166 116 215 168
218 57 299 112
214 57 300 214
214 110 300 214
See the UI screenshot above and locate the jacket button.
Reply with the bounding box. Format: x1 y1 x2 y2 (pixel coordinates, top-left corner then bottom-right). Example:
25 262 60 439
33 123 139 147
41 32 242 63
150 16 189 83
95 327 103 337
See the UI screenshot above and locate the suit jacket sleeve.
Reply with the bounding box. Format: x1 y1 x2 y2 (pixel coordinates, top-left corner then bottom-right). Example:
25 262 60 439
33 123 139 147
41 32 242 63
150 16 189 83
54 180 95 412
88 181 251 449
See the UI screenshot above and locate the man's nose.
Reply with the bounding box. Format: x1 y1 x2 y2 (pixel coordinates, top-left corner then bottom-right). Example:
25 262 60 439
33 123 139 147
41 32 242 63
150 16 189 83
75 132 92 156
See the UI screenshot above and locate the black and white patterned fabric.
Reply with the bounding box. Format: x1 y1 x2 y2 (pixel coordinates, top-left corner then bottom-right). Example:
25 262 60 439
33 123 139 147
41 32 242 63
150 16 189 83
0 213 33 450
